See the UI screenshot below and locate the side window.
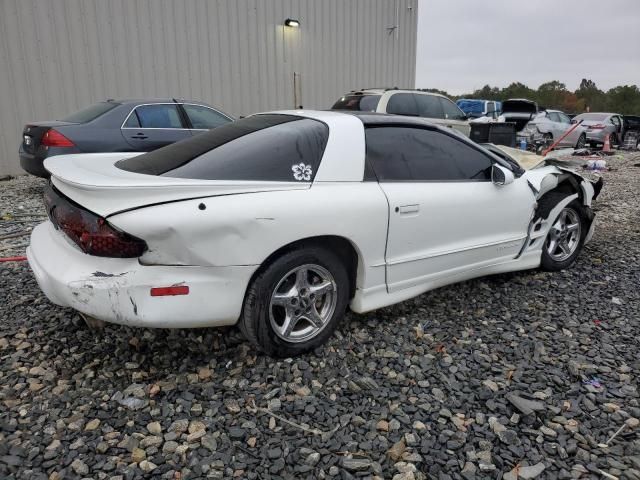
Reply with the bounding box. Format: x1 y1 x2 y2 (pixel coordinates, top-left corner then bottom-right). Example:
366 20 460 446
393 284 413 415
611 116 621 127
548 112 561 123
123 111 141 128
558 112 571 124
415 94 443 119
133 104 184 129
365 127 493 182
386 93 419 116
439 97 466 120
183 104 231 129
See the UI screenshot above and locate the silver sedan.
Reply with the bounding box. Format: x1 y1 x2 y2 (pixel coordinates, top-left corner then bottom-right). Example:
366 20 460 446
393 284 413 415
573 112 625 147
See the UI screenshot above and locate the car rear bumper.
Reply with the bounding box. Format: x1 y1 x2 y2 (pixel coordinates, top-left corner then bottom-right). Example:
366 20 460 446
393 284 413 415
20 145 84 178
585 130 607 143
27 222 256 328
19 151 50 177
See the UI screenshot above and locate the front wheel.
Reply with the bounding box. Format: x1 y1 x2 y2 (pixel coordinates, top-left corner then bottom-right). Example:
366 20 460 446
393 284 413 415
540 196 588 271
575 133 586 149
239 247 349 357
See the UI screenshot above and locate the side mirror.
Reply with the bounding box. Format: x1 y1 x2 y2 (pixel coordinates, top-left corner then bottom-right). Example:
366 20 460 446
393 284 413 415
492 164 515 186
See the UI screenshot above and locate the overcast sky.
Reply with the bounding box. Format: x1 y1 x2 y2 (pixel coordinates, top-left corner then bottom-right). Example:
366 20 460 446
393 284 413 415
416 0 640 94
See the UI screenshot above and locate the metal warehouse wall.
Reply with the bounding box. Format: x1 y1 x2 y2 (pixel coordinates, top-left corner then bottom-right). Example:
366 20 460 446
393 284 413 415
0 0 418 176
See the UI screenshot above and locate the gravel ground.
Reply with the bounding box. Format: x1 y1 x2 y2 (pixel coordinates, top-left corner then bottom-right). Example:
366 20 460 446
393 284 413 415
1 152 639 480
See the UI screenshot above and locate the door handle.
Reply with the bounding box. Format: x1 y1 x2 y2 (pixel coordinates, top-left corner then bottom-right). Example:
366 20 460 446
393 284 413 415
131 133 148 139
396 204 419 214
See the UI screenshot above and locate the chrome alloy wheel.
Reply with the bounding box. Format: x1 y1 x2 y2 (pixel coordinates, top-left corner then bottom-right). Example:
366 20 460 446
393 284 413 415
546 207 581 262
269 264 337 343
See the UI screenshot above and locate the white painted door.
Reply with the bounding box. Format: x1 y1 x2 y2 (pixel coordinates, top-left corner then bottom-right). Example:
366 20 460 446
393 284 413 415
365 126 535 292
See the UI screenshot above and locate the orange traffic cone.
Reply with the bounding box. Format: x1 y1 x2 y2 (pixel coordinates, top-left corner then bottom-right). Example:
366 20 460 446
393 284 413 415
603 134 611 153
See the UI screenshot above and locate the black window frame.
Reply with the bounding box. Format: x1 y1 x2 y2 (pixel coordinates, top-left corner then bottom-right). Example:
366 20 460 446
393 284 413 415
364 124 500 183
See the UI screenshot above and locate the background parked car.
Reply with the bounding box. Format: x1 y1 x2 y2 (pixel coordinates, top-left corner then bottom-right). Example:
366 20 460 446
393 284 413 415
500 99 542 131
518 109 587 149
19 99 233 177
572 113 625 148
456 99 502 119
622 115 640 149
331 89 471 136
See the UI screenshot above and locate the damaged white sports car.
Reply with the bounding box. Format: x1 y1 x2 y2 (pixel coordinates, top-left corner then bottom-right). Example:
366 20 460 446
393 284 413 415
28 111 602 357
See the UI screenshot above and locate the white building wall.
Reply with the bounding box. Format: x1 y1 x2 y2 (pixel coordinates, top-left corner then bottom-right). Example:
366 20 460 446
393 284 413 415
0 0 418 175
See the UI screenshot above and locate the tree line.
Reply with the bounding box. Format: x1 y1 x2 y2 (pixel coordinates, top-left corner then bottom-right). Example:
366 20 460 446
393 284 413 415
427 79 640 115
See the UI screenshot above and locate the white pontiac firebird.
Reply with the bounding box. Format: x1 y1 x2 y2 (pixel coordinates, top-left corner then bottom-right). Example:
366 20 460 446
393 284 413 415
28 110 601 357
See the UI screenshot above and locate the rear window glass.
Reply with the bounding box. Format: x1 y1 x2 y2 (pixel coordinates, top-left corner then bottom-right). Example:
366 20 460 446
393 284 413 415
60 102 119 123
116 114 329 182
332 95 381 112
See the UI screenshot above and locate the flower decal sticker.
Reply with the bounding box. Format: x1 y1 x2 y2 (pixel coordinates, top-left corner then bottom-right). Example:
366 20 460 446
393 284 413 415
292 163 312 181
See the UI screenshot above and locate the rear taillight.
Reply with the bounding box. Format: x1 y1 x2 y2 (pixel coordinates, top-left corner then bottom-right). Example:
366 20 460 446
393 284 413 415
45 186 146 258
588 124 606 130
41 129 75 147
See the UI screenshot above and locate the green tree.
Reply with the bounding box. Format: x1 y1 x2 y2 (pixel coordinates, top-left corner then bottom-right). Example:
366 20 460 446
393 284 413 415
537 81 569 109
575 78 607 112
605 85 640 114
500 82 536 101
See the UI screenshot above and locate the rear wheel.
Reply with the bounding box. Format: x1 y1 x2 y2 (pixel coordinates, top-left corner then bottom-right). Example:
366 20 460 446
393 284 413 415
239 247 349 357
609 133 618 148
539 193 588 271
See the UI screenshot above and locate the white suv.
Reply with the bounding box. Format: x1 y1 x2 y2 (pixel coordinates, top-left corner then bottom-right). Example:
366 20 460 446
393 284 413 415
332 88 471 136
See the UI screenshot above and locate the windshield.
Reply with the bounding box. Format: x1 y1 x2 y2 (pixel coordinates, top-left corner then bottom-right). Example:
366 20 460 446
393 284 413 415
332 95 381 112
60 102 119 123
574 113 608 122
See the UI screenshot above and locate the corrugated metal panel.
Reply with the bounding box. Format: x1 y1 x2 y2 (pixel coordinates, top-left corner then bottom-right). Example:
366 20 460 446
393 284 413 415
0 0 418 176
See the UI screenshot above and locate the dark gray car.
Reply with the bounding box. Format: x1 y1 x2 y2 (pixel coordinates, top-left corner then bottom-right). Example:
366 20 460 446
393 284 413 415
19 99 233 177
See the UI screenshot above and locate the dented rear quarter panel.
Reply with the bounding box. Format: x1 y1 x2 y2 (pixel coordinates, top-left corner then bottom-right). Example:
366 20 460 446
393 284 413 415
108 182 390 291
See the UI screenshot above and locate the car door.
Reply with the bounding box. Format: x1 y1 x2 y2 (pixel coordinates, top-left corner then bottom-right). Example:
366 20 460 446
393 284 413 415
555 112 579 146
181 103 233 135
365 125 535 293
121 103 192 151
546 112 565 139
610 115 623 140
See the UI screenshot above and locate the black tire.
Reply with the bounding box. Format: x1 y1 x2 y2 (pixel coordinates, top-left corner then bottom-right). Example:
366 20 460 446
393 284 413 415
575 133 586 149
538 192 589 271
239 246 350 357
609 133 618 148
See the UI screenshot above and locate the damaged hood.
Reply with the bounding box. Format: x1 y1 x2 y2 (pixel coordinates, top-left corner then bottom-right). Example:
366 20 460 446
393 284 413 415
493 145 545 170
492 144 602 180
45 153 310 217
